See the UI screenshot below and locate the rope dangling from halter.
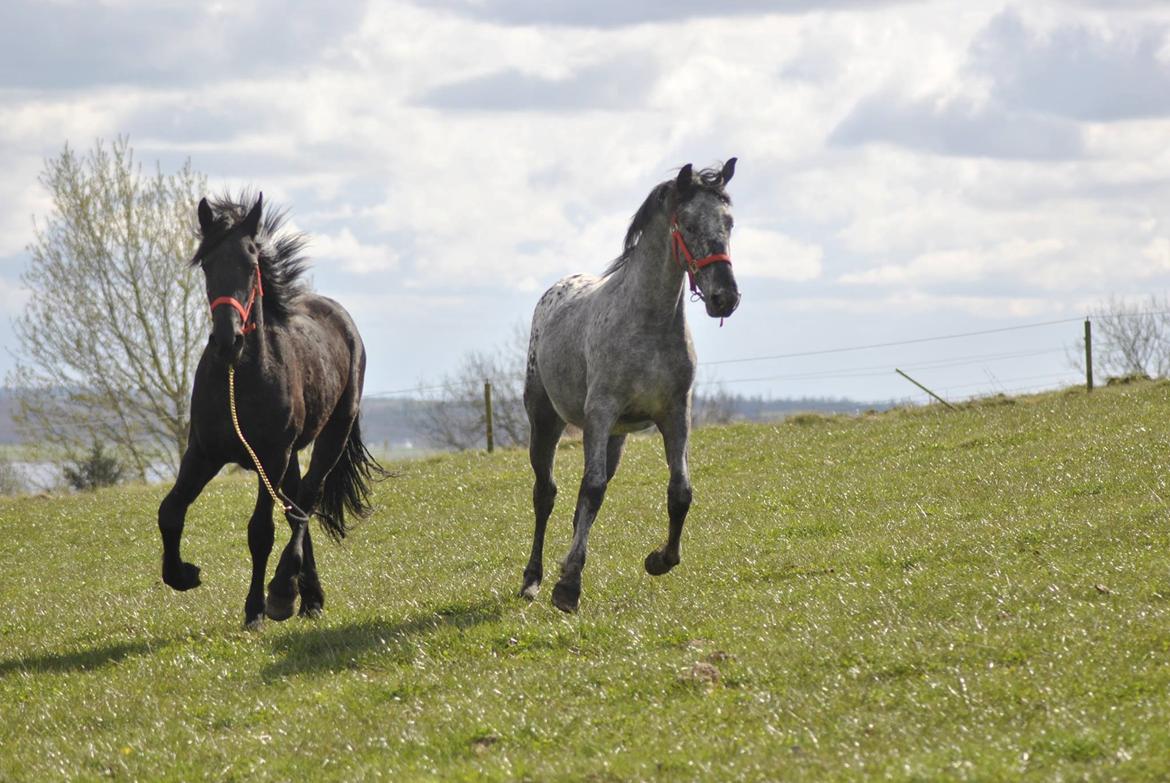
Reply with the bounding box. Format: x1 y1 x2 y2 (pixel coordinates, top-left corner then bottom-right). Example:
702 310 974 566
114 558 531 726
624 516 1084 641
228 366 309 524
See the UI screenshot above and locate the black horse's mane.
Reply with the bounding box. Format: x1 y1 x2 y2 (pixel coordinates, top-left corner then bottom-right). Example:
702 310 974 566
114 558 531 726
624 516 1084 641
604 164 731 277
190 192 310 322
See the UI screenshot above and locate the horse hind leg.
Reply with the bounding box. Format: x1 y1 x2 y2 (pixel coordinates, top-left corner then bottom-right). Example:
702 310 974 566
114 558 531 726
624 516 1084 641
266 402 358 621
646 407 691 576
521 381 565 599
282 453 325 617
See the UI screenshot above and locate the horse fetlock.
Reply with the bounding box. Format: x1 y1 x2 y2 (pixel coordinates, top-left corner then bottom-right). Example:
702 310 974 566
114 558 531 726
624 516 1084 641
162 561 202 591
644 549 680 576
520 568 543 600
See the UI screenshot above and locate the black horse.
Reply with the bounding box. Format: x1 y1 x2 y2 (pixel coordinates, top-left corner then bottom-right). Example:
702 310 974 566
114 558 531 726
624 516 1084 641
158 193 382 628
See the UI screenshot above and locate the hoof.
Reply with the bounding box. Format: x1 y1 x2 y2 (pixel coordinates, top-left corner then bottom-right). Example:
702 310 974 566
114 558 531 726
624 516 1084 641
265 595 295 622
298 583 325 618
265 579 298 622
244 615 264 631
644 550 679 576
163 562 202 591
551 581 580 614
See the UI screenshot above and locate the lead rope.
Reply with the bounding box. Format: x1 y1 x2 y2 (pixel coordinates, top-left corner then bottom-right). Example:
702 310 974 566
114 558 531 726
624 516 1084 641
228 366 308 522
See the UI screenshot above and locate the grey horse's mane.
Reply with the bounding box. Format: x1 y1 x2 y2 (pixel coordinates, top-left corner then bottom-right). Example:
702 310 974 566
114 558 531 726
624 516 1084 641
603 164 732 277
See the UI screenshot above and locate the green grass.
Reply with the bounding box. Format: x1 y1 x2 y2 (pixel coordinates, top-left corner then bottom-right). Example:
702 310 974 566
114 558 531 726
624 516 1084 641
4 380 1170 780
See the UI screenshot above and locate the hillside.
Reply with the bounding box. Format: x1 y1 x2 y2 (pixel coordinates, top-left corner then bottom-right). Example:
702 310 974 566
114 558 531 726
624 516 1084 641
1 379 1170 780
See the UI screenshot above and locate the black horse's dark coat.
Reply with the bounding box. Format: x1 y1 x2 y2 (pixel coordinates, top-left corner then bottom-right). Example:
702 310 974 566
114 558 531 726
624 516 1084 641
159 193 382 627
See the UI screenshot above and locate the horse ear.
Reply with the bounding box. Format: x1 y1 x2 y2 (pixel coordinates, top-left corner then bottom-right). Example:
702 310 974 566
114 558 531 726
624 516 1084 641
197 198 214 235
676 164 694 196
721 157 737 185
241 193 263 238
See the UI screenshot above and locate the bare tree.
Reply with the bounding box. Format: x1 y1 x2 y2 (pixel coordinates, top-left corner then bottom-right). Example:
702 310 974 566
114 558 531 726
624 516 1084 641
693 381 737 427
1070 295 1170 381
420 324 528 450
7 138 207 480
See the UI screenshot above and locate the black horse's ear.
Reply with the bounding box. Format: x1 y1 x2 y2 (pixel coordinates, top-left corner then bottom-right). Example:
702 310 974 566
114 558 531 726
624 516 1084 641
676 164 694 195
241 193 263 238
721 157 737 185
197 197 214 235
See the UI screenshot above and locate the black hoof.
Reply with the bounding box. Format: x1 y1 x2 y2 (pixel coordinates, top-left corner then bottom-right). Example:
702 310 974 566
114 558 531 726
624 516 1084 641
644 550 679 576
551 581 580 613
163 561 202 591
298 582 325 618
265 579 298 622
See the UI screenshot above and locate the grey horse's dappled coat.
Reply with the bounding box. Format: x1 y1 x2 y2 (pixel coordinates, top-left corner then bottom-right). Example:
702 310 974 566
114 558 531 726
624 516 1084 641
520 160 741 613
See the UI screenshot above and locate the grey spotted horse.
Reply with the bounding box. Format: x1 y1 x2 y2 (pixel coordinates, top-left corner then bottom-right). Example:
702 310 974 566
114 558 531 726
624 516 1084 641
520 159 741 612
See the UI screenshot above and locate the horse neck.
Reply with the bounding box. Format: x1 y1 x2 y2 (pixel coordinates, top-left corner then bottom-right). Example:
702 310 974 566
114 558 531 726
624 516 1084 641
617 210 688 322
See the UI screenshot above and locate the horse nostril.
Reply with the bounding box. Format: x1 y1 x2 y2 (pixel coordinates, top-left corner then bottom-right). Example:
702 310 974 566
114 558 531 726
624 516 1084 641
233 334 244 352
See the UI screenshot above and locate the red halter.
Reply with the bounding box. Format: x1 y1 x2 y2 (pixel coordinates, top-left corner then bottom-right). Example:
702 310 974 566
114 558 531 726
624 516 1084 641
209 266 263 334
669 213 731 300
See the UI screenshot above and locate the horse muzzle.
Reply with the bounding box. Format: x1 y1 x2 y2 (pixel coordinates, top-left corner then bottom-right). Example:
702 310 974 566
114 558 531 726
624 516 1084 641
211 318 246 366
706 289 741 319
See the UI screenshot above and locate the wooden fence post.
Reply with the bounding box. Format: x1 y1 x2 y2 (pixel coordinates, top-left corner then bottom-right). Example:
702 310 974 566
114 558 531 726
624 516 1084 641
484 381 495 453
1084 318 1093 392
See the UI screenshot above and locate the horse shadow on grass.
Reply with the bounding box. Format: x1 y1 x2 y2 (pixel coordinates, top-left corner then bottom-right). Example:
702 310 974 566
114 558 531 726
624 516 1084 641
0 639 167 678
261 595 507 680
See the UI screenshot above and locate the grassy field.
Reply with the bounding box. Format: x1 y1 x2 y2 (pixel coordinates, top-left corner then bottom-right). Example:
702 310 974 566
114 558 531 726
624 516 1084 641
3 380 1170 780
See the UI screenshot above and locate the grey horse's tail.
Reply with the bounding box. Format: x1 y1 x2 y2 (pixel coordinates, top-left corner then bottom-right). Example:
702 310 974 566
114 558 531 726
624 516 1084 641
316 418 385 541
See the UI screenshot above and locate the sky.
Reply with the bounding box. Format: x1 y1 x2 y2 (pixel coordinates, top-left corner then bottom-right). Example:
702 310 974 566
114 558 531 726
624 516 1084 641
2 0 1169 405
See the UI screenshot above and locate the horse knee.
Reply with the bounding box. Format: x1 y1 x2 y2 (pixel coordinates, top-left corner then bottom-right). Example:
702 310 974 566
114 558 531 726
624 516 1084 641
534 476 557 513
247 514 275 551
158 492 186 533
578 477 607 514
667 478 692 518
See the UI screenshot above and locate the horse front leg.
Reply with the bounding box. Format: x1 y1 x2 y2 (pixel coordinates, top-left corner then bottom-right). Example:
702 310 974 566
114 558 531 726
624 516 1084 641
245 448 289 626
646 405 691 576
552 409 617 613
244 482 276 629
159 448 220 592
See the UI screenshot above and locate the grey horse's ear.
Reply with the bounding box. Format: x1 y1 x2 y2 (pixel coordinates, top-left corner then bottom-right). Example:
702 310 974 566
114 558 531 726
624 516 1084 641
676 164 694 195
241 193 263 238
721 157 737 185
197 197 214 235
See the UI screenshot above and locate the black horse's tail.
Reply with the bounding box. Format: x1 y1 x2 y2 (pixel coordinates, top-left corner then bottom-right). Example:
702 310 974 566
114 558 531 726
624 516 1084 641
316 418 385 542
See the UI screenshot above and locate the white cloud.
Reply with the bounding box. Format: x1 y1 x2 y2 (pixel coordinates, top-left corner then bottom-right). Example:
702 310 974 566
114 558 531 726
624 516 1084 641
308 228 400 276
3 0 1170 401
732 226 823 281
840 238 1065 286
